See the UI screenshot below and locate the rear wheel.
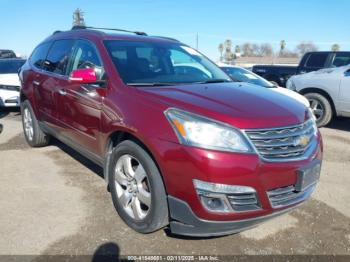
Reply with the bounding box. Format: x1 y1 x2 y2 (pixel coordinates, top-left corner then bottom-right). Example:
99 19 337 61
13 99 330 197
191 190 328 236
21 100 50 147
108 140 168 233
304 92 333 127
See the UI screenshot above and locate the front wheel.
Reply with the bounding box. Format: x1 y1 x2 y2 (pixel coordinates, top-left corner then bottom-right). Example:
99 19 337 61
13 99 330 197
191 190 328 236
108 140 168 233
304 93 333 127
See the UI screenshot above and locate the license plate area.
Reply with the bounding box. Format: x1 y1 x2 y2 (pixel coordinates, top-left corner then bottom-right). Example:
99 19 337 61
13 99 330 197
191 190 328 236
295 160 321 192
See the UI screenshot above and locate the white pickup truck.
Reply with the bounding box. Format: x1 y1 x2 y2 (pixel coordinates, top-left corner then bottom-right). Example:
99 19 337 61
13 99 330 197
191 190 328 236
287 65 350 127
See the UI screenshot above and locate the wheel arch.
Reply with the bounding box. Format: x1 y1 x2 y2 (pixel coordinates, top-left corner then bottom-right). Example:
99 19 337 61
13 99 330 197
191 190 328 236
103 129 168 193
299 87 337 116
20 91 27 103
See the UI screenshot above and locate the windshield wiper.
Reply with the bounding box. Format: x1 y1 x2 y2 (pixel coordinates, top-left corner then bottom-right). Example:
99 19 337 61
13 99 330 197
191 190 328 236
127 82 178 87
196 79 232 84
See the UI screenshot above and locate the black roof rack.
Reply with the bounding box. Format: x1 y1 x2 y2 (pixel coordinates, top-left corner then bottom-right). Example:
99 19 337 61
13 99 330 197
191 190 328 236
71 25 147 36
152 36 179 42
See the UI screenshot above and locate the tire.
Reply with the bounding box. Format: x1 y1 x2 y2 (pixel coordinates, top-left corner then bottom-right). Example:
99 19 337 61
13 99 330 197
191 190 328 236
304 92 333 127
21 100 50 147
108 140 168 233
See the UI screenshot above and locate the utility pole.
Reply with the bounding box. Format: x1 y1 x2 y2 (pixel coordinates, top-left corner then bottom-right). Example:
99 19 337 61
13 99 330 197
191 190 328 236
196 33 199 50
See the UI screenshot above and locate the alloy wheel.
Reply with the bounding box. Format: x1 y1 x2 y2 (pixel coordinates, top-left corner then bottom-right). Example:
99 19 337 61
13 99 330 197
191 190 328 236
23 108 34 141
309 98 324 121
114 154 151 220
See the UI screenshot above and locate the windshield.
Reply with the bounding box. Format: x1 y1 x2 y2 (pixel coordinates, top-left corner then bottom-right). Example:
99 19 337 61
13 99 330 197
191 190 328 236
0 60 25 74
221 67 274 88
104 40 231 85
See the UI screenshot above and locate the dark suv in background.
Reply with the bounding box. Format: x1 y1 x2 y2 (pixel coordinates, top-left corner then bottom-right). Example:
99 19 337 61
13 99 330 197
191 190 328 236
252 51 350 87
19 26 322 236
0 49 17 59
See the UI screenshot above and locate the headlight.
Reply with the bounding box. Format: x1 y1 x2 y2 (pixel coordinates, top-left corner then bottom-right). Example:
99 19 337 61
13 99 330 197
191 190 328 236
286 79 296 91
0 85 20 92
308 107 317 122
165 108 253 153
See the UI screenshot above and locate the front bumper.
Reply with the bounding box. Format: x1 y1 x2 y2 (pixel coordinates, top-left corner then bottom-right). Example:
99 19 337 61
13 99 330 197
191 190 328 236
168 191 312 237
150 132 322 236
0 90 20 107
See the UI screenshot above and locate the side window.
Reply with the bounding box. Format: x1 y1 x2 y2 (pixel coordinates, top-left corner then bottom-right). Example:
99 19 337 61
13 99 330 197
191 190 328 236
332 53 350 67
69 40 104 80
305 53 328 68
44 40 74 75
29 42 51 69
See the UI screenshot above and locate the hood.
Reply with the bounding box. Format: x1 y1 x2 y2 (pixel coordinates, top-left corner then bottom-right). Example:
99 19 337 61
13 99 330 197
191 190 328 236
0 74 21 86
140 82 309 129
272 87 310 107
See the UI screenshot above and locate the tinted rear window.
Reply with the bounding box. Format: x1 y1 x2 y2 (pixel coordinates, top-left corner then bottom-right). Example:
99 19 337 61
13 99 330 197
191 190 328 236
305 53 328 68
43 40 74 75
332 53 350 67
30 42 52 69
0 60 25 74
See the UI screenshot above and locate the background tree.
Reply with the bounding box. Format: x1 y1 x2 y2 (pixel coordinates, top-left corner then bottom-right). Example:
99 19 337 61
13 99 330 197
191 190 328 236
241 42 254 57
223 39 233 63
73 8 85 26
251 44 260 56
235 45 241 55
331 44 340 51
279 40 286 56
218 43 224 61
296 41 318 56
258 43 274 57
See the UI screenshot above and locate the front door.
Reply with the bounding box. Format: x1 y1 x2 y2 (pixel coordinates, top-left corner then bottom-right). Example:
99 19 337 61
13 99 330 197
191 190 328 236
339 68 350 114
57 39 106 156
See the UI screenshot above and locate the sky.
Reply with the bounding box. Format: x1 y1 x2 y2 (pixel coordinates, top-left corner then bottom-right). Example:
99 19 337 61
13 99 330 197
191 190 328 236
0 0 349 60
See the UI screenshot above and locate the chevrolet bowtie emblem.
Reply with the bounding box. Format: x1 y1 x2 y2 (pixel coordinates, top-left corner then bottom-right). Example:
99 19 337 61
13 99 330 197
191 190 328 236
295 135 310 147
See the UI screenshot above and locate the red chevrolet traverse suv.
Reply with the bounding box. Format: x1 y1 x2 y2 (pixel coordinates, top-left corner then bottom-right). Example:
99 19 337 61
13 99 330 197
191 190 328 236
19 26 323 236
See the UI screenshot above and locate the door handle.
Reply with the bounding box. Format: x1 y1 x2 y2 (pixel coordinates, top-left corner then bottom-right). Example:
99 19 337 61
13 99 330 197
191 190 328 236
58 89 67 96
32 80 40 87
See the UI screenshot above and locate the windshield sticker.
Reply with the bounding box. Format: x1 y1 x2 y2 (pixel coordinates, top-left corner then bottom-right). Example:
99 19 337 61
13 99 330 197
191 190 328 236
243 73 259 80
181 46 202 56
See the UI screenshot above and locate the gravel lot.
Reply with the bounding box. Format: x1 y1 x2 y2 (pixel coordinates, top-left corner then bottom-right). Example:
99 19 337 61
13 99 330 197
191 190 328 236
0 109 350 257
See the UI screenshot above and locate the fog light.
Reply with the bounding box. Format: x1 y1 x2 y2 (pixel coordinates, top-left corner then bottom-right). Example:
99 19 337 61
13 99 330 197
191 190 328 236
197 192 230 212
194 180 257 213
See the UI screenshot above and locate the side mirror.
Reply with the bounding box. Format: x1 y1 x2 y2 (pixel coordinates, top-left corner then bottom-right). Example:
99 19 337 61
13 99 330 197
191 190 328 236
69 68 97 84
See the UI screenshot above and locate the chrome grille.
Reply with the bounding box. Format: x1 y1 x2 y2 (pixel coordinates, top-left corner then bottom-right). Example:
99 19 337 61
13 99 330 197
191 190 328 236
227 192 260 211
245 120 317 161
267 184 315 208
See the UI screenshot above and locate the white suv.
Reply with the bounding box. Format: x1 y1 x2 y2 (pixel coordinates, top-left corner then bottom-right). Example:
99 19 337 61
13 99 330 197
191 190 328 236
287 65 350 127
0 59 25 107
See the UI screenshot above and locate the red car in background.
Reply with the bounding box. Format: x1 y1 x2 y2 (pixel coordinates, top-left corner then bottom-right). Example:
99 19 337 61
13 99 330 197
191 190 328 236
19 26 322 237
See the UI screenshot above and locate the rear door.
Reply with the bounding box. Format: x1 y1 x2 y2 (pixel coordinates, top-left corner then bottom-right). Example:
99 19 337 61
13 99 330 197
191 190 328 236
338 67 350 114
57 39 106 156
38 39 75 128
29 42 52 120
